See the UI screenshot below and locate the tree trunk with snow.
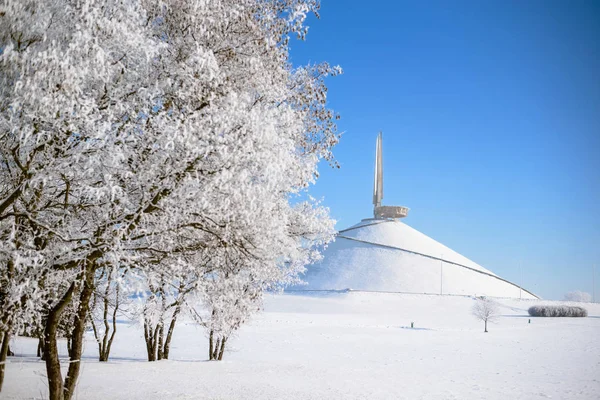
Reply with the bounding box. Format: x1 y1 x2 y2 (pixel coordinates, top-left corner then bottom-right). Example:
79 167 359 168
209 330 214 360
142 279 185 361
43 264 95 400
44 282 76 400
90 269 119 362
63 266 95 400
37 337 45 359
157 292 166 361
207 330 227 361
218 337 227 361
162 302 182 360
144 316 181 361
213 338 220 360
0 329 11 392
143 321 154 362
0 257 15 392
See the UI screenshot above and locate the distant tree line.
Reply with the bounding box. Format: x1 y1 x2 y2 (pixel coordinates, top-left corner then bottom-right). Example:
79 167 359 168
563 291 592 303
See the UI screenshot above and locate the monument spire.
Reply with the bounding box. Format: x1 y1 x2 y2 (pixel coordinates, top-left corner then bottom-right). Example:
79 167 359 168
372 132 409 219
373 132 383 209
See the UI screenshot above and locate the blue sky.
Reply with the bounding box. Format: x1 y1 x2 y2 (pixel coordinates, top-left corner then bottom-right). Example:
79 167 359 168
290 0 600 300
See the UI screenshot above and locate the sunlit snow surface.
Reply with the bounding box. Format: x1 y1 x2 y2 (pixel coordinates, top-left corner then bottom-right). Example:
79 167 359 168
300 219 538 299
5 292 600 399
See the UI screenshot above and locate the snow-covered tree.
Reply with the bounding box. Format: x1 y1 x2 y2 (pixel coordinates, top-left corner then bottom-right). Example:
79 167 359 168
137 264 196 362
1 0 339 396
472 297 500 333
0 0 161 396
136 0 339 361
189 193 335 360
89 265 137 362
563 291 592 303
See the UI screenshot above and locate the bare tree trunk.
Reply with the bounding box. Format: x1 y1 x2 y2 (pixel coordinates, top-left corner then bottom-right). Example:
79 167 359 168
63 266 95 400
144 315 178 362
143 321 155 361
89 314 101 360
0 328 11 392
94 270 118 362
44 282 76 400
209 330 214 360
484 320 488 333
156 280 166 361
217 337 226 361
89 270 102 360
103 283 119 361
0 257 15 392
144 321 161 362
66 337 73 358
151 324 159 361
142 284 160 362
161 302 181 360
37 336 45 358
213 338 220 360
157 323 165 360
143 279 185 362
99 278 111 361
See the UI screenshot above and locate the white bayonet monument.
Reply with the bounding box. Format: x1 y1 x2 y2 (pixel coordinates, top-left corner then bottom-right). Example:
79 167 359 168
372 132 409 219
298 132 538 299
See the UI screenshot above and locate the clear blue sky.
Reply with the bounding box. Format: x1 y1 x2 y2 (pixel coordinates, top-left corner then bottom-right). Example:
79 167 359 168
291 0 600 300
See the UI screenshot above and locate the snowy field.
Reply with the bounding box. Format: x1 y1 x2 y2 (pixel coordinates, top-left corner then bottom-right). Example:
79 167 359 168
4 292 600 399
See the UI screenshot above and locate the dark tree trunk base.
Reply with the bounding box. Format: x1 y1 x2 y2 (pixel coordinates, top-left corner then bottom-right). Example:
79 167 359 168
63 267 95 400
0 330 11 392
38 337 47 360
44 282 76 400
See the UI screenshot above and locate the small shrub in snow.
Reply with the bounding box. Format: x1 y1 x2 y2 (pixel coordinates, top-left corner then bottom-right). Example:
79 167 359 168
563 291 592 303
472 298 500 332
528 305 587 317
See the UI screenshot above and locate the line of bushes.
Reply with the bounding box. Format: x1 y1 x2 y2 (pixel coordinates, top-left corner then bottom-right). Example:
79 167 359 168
528 305 588 317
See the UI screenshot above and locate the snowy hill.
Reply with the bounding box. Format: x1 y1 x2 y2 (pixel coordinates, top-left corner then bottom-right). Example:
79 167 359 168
300 219 538 299
4 292 599 399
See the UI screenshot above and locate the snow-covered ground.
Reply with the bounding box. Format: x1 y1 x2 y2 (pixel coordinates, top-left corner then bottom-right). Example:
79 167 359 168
4 292 600 399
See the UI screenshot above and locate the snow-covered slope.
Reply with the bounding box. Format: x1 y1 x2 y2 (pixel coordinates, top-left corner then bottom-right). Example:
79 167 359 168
300 219 537 299
4 292 599 399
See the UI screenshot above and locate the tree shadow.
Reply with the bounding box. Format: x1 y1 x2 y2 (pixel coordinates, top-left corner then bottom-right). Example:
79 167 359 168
3 354 45 364
500 314 531 318
7 353 212 364
79 355 148 362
